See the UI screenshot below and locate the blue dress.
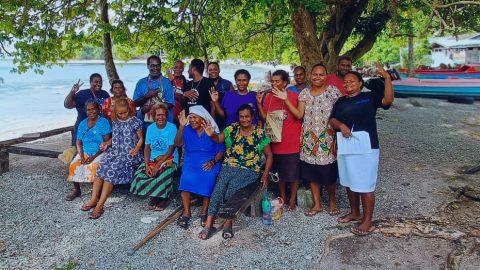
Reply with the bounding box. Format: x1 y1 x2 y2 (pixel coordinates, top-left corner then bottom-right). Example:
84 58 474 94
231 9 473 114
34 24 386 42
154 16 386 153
179 125 225 197
97 117 144 184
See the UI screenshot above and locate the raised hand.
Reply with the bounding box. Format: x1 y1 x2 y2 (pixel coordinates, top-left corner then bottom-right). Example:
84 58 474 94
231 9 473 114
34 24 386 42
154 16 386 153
209 87 219 102
202 119 214 136
70 79 83 94
272 87 287 100
178 110 188 126
256 92 265 104
166 68 175 81
375 62 389 79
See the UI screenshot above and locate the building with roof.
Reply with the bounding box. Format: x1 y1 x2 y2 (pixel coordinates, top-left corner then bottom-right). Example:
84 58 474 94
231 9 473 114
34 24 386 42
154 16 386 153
430 33 480 66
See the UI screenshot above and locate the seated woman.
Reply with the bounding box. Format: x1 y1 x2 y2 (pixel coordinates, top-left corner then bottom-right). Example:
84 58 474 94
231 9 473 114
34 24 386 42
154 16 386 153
67 100 111 198
211 69 259 126
82 99 144 219
199 104 273 240
101 79 137 121
329 64 394 236
174 106 225 228
130 103 178 210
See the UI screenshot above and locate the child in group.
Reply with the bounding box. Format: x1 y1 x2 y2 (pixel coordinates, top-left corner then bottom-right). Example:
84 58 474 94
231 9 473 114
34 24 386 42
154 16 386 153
81 98 144 219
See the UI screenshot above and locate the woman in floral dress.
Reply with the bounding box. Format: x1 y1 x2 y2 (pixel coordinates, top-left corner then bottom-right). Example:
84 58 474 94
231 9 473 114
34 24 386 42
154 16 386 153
199 104 273 240
82 98 144 219
279 63 341 216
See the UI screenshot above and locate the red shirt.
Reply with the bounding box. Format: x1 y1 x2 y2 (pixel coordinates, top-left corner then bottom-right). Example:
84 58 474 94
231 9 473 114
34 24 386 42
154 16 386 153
326 74 347 96
262 91 301 154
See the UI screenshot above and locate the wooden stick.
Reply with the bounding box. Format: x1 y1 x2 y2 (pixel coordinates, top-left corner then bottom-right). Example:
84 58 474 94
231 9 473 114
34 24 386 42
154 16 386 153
128 199 197 255
7 146 62 158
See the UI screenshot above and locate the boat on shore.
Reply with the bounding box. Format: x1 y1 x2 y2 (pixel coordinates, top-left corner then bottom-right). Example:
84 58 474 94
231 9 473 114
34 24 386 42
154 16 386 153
393 78 480 99
399 64 480 79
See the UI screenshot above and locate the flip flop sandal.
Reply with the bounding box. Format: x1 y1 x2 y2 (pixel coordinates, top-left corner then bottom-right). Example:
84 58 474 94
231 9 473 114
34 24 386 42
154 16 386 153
81 204 96 212
89 208 104 219
177 215 190 229
222 227 234 239
199 214 207 227
304 208 323 217
350 226 376 236
198 227 217 240
337 214 362 223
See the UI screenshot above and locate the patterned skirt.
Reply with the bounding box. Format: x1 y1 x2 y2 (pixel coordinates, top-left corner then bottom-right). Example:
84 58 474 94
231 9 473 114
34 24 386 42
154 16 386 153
67 153 104 183
130 162 177 199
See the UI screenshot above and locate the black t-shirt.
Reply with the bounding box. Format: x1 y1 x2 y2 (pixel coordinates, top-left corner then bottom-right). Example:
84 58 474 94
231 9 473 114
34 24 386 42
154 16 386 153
183 77 214 114
330 91 390 149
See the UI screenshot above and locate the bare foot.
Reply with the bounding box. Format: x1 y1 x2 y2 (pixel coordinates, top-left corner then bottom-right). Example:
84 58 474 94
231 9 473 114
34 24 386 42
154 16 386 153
65 190 81 201
328 204 340 216
337 213 362 223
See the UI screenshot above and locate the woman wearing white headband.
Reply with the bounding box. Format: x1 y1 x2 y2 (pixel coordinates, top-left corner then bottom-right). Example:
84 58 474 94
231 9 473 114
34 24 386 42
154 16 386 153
174 105 225 229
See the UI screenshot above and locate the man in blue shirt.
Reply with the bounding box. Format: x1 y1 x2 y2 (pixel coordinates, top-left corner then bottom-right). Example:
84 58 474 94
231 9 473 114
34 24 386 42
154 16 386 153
207 62 233 99
133 55 175 128
287 66 308 93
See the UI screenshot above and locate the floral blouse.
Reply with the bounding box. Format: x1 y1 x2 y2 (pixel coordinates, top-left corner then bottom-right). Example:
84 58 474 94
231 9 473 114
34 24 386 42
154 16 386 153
299 85 340 165
223 123 270 172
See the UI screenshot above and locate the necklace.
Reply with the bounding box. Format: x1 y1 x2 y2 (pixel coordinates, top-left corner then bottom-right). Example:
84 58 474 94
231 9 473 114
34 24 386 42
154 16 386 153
191 78 203 90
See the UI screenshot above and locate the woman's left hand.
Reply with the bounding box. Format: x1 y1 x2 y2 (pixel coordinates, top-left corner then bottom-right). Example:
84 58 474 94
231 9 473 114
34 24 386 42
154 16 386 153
272 87 287 100
202 160 215 171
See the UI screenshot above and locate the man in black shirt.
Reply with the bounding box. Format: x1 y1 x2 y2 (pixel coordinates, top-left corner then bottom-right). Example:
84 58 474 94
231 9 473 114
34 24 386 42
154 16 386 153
183 59 215 116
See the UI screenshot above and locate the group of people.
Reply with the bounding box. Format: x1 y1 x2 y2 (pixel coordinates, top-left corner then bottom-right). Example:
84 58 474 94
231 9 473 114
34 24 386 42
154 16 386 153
63 55 394 239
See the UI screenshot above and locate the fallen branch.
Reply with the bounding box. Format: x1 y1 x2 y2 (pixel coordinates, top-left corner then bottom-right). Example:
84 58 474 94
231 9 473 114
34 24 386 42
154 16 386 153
128 199 197 255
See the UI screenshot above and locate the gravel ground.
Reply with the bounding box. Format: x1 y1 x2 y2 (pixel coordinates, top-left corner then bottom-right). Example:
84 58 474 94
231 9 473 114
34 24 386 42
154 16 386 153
0 97 479 270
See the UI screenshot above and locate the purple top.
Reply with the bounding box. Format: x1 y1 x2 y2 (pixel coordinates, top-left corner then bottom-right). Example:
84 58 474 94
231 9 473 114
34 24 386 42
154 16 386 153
221 91 258 126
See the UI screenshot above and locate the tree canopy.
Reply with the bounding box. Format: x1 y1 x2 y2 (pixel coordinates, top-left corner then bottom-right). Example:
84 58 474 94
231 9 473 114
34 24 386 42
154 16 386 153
0 0 479 80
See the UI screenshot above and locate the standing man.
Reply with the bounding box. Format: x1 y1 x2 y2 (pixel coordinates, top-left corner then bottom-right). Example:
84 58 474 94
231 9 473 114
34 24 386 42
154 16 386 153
207 61 233 128
326 56 352 96
207 62 233 99
183 59 215 116
287 66 308 93
133 55 175 128
167 60 188 127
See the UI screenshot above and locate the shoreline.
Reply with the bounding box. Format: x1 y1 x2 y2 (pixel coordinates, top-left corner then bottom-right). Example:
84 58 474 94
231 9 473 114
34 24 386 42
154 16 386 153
0 97 479 269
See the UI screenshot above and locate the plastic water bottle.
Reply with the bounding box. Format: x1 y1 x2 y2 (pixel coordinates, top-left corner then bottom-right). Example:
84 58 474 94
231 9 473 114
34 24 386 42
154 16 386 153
262 190 273 225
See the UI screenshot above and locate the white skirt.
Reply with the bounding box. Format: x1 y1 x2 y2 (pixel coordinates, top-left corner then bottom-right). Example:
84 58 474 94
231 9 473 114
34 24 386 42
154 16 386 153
337 149 379 193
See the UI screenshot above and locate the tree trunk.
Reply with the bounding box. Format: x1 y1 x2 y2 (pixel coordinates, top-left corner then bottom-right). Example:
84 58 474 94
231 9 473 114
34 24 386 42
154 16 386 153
290 1 390 74
290 2 322 72
100 0 119 82
407 35 415 77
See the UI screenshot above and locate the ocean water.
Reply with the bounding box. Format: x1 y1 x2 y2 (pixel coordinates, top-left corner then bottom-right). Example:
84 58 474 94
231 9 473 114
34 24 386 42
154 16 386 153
0 60 279 140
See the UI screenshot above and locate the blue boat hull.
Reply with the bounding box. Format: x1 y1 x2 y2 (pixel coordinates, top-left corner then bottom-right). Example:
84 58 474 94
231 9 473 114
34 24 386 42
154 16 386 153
393 85 480 97
416 74 480 79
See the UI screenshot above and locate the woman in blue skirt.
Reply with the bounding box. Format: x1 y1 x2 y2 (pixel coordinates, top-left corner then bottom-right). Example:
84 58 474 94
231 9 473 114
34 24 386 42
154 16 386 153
174 106 225 228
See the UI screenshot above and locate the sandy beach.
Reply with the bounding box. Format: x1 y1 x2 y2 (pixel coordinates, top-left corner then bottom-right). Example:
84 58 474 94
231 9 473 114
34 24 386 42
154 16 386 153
0 97 479 270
